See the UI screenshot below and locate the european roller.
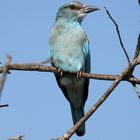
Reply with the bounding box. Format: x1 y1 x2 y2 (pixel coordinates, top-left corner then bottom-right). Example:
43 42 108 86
49 0 99 136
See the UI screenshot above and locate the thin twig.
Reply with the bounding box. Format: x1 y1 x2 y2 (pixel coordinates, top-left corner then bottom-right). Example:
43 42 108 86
104 7 131 64
0 55 11 101
134 34 140 59
8 135 24 140
132 84 140 99
0 104 9 108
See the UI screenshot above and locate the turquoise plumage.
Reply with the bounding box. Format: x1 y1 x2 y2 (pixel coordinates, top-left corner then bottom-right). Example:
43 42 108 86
49 0 99 136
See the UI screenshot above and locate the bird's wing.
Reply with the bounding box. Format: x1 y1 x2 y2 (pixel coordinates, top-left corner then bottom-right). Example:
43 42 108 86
55 75 70 101
82 38 91 105
51 62 70 102
83 38 91 72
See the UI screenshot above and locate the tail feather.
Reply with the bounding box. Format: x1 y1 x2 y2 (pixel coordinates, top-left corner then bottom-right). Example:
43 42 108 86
70 104 85 136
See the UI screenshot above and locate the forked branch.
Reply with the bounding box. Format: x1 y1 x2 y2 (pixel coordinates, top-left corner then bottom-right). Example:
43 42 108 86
0 55 11 108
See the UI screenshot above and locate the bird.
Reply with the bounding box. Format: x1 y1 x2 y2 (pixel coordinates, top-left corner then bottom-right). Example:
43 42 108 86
49 0 99 136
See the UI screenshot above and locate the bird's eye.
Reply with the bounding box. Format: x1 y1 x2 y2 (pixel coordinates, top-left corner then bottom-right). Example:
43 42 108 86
69 5 81 10
69 5 76 10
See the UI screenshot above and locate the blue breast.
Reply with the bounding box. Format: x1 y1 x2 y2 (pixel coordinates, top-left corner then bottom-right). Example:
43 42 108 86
49 21 86 72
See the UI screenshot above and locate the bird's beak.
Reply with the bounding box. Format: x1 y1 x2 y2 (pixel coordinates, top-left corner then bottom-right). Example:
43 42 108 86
83 5 99 13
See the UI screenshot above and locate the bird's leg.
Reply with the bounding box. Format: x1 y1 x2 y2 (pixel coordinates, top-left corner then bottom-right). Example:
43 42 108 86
76 71 83 79
57 68 63 76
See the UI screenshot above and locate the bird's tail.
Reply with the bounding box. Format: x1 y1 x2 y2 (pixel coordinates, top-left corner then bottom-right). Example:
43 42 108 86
70 104 85 136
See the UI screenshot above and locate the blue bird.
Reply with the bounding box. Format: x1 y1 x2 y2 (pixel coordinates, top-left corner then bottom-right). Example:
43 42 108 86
49 0 99 136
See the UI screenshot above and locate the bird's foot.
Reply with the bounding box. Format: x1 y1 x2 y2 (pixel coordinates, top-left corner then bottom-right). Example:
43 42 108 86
57 68 63 76
76 71 83 79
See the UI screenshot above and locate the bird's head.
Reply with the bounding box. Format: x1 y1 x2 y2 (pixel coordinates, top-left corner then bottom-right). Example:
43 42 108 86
56 0 99 23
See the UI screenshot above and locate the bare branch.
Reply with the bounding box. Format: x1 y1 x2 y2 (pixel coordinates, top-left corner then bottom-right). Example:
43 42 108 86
0 64 140 84
0 55 11 101
8 135 24 140
104 7 131 64
132 84 140 99
134 34 140 59
130 34 140 99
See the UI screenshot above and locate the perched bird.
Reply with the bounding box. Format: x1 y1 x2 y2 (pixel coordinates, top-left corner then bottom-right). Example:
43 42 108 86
49 0 99 136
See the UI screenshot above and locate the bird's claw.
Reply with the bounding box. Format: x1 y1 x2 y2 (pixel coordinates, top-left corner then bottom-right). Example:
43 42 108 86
76 71 83 79
57 68 63 76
